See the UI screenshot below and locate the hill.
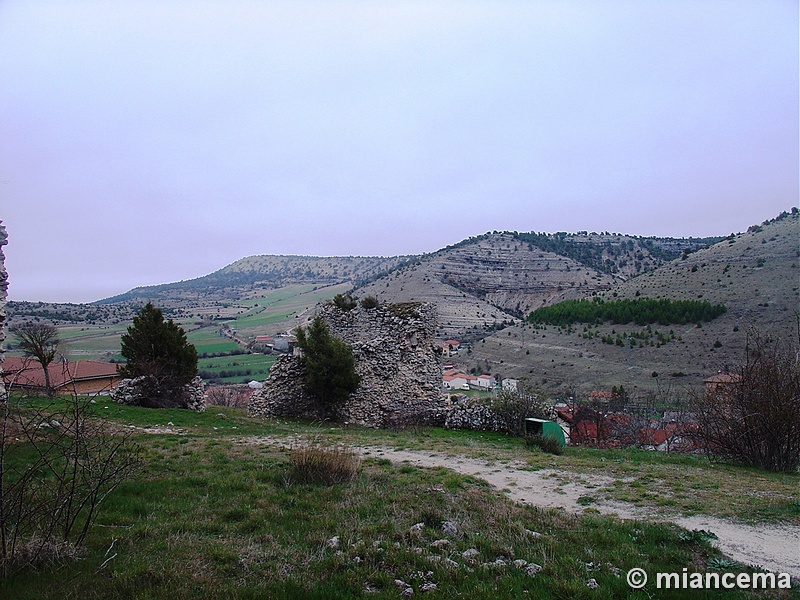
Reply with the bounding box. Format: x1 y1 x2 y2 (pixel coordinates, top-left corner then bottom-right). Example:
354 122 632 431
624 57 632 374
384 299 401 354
8 211 793 393
98 254 413 304
468 210 799 396
353 231 716 340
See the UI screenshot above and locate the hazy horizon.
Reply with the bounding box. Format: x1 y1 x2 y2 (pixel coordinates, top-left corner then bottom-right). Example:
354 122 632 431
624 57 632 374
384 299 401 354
2 1 796 303
5 210 794 305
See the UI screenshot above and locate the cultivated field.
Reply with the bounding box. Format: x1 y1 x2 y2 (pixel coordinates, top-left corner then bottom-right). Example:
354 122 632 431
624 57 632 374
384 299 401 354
6 283 349 384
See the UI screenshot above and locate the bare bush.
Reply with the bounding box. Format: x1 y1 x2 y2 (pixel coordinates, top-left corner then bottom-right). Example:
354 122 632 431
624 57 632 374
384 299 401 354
0 395 141 575
692 327 800 473
287 444 361 486
525 434 563 455
609 383 696 453
205 385 251 409
488 387 552 437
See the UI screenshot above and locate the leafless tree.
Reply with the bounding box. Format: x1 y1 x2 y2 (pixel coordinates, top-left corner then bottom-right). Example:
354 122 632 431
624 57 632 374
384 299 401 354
489 384 552 437
10 323 60 395
692 326 800 472
0 383 141 575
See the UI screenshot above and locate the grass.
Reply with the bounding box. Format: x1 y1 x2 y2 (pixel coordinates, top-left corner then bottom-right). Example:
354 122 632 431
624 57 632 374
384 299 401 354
185 327 241 354
230 284 350 331
1 396 797 598
32 283 349 371
71 398 799 525
287 444 362 485
197 353 275 383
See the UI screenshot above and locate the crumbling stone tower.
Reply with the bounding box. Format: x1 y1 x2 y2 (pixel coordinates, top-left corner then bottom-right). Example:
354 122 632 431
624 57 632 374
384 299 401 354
0 222 8 402
249 301 443 428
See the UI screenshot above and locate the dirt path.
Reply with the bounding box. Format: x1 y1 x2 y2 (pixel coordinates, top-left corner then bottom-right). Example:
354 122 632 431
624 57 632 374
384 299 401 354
358 446 800 578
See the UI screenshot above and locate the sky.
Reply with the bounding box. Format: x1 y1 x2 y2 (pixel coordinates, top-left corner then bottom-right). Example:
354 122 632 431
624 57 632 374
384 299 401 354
1 1 797 303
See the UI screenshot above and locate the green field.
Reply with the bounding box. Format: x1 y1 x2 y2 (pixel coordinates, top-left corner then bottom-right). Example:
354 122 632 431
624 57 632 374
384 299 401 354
3 397 793 599
49 324 128 361
185 326 241 356
237 284 320 307
15 284 349 379
230 283 350 332
197 353 276 384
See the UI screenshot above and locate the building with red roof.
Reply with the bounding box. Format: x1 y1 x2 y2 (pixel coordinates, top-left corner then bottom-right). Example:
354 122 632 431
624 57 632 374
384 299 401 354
2 356 122 395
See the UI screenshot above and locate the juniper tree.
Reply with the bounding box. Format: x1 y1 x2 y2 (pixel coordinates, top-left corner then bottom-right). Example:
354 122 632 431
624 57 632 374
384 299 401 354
295 316 360 410
119 303 197 406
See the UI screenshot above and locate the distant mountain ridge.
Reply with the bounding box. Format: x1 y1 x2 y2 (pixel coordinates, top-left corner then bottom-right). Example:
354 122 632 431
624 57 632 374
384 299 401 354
98 254 414 304
99 230 721 312
511 231 722 277
8 209 796 398
353 231 722 339
473 209 799 395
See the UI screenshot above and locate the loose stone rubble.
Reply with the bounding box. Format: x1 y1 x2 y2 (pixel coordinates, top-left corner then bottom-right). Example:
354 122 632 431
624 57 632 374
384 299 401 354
111 375 206 411
0 222 7 403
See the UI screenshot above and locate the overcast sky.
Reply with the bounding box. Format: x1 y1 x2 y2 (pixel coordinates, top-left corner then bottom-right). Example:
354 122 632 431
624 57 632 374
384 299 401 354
1 1 797 303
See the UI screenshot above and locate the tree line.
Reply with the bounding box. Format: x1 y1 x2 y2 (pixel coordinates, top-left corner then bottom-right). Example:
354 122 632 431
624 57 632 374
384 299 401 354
527 297 726 327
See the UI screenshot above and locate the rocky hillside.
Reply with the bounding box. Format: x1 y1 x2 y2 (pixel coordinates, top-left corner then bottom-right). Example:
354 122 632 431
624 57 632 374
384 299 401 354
99 255 413 304
97 230 717 336
353 231 716 340
605 211 798 337
354 233 609 339
468 210 799 397
513 231 720 279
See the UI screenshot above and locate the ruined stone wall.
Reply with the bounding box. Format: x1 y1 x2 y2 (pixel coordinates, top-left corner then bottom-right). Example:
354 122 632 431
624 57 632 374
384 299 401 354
249 302 444 428
110 375 206 411
0 222 7 402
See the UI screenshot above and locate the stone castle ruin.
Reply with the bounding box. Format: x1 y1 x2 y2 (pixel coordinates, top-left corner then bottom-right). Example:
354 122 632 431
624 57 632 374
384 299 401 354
248 301 444 428
0 222 7 402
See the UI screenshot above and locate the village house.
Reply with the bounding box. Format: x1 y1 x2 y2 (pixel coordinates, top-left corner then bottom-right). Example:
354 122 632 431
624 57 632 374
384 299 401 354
501 378 518 392
703 372 742 397
441 368 497 392
442 369 476 391
474 374 496 390
2 356 122 396
251 334 274 352
444 339 460 354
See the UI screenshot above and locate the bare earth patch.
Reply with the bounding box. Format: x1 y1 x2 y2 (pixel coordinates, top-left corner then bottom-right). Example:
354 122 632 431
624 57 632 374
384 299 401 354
239 435 799 577
357 446 800 578
125 424 187 435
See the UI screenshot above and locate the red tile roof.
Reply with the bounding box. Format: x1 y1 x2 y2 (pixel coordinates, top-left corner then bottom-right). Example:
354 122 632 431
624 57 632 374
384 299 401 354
703 373 742 384
2 357 120 389
442 371 476 382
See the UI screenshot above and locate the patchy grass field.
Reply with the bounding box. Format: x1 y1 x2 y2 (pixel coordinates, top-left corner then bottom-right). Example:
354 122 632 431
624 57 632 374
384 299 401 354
197 353 276 384
77 399 800 526
2 397 797 599
15 284 349 368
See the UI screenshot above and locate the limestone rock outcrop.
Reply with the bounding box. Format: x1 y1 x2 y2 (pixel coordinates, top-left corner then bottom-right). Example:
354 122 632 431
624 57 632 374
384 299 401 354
249 302 444 428
0 222 6 402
